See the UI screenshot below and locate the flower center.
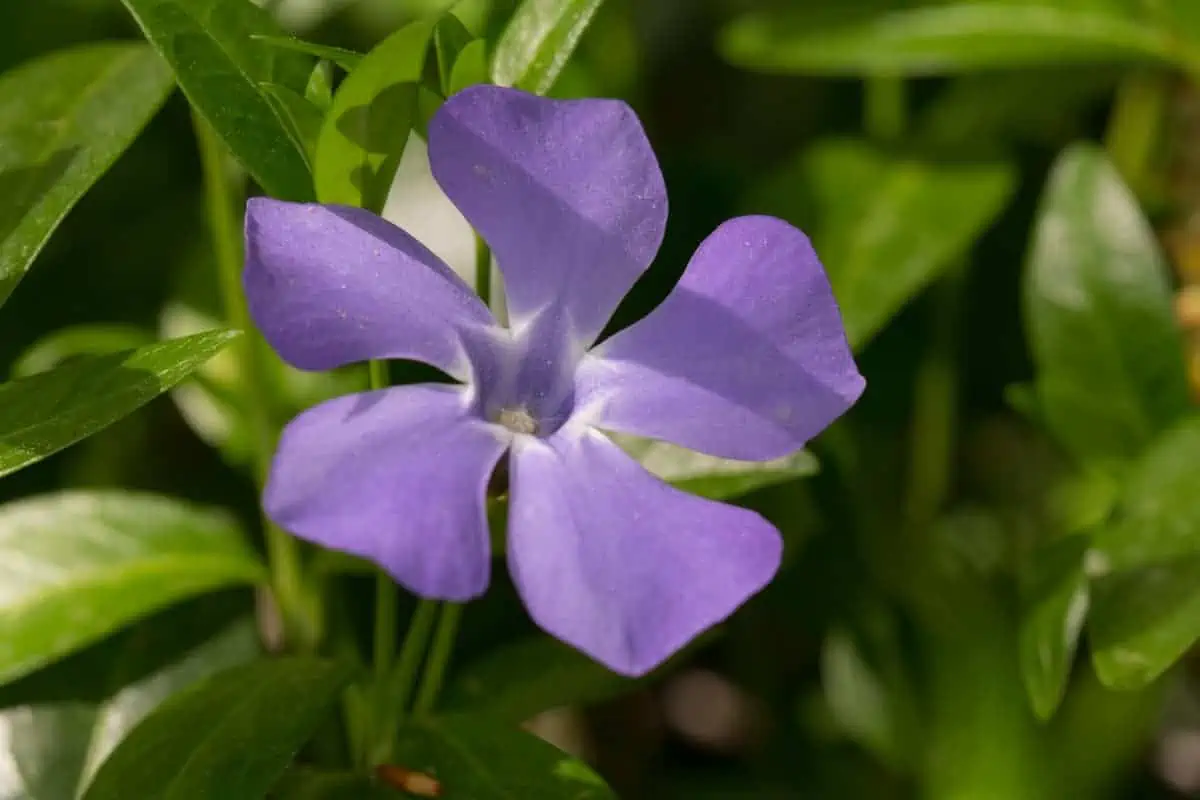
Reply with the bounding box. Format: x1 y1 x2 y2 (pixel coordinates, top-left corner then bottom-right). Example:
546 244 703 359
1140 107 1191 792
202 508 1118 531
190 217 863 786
496 406 539 436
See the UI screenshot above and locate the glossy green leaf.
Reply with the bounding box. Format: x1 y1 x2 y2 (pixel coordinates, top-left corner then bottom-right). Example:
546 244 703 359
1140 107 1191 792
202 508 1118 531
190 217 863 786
0 330 238 478
442 636 628 722
750 139 1015 349
0 44 172 308
443 629 716 722
0 598 259 799
10 324 153 378
271 769 402 799
1025 144 1189 463
1089 417 1200 687
492 0 605 94
314 18 437 212
720 2 1191 76
433 13 477 96
920 68 1121 146
252 35 363 73
392 716 615 798
263 83 324 167
83 658 354 800
306 61 334 110
0 491 263 687
1090 556 1200 689
450 39 490 95
117 0 315 201
614 434 818 500
822 629 902 768
1018 535 1090 720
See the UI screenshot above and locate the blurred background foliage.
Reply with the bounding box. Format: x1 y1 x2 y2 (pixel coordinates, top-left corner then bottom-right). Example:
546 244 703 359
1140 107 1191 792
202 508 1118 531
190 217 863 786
3 0 1200 797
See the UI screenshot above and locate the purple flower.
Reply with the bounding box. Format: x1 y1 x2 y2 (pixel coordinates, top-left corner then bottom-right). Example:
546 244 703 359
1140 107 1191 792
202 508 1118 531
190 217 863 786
244 85 864 676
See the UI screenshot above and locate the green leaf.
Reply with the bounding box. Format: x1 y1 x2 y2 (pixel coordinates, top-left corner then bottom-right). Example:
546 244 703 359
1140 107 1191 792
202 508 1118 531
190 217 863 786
749 139 1015 349
613 434 818 500
83 658 354 800
0 491 263 687
0 44 172 308
719 1 1192 76
263 83 325 167
306 61 334 110
492 0 605 95
271 769 402 799
442 637 628 722
1089 417 1200 687
0 597 259 799
314 18 437 213
0 330 238 478
10 324 154 378
433 13 477 96
443 629 717 722
117 0 315 201
392 716 615 798
821 629 905 768
1091 416 1200 569
252 35 364 73
1018 535 1090 720
1090 556 1200 689
1025 144 1189 463
450 39 490 95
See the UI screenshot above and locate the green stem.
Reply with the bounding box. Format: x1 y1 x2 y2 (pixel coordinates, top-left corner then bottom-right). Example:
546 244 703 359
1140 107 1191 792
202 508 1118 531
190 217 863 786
865 73 906 142
366 357 400 763
904 268 963 537
1104 71 1167 195
474 234 492 309
411 603 463 716
194 112 314 650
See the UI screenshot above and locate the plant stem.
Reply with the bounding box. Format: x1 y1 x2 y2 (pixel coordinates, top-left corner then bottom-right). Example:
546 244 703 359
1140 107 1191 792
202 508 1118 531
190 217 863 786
389 599 439 714
903 269 963 535
865 73 906 142
194 112 314 650
366 357 400 763
411 603 463 716
474 234 492 308
1104 71 1167 194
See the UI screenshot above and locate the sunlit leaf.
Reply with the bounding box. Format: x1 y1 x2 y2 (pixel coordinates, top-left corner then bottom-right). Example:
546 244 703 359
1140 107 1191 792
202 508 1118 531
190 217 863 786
432 13 477 96
391 716 615 798
1025 144 1189 463
614 434 818 500
117 0 315 200
83 658 354 800
0 330 238 478
0 44 172 307
0 491 264 686
10 324 153 378
252 34 363 72
1089 416 1200 688
720 1 1191 76
1018 534 1090 719
749 139 1015 349
314 18 437 212
492 0 605 95
0 598 259 798
443 630 716 722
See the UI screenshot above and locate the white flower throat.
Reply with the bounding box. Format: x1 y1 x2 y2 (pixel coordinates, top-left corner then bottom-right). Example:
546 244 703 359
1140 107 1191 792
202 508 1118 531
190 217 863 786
497 406 539 436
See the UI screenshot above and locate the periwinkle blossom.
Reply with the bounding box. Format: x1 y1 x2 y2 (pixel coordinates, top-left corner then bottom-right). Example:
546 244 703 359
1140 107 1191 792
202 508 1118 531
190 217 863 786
243 85 864 677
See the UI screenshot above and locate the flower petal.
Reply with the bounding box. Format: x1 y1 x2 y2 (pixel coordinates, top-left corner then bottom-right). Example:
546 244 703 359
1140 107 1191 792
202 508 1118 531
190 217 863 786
428 85 667 344
578 216 864 460
506 430 782 676
244 198 494 379
265 384 507 600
